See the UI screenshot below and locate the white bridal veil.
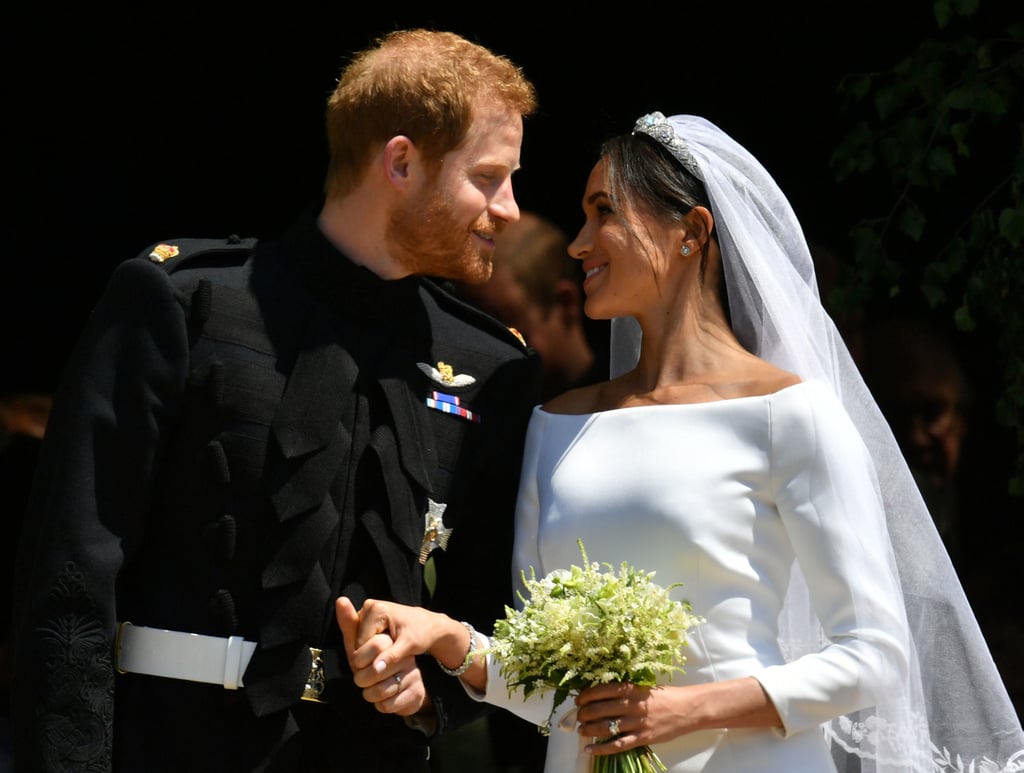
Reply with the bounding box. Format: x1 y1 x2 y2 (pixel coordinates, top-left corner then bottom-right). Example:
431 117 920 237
611 112 1024 772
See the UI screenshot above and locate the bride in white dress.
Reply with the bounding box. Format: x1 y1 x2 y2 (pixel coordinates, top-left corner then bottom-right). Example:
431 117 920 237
337 113 1024 772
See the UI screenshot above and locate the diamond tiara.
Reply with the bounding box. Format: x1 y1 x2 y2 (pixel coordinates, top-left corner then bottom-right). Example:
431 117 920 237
632 112 702 179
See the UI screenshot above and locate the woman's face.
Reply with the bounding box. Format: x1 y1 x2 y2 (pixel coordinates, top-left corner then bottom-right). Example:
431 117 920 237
568 158 678 321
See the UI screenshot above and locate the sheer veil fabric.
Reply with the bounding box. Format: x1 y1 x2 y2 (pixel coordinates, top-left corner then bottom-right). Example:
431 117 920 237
611 113 1024 771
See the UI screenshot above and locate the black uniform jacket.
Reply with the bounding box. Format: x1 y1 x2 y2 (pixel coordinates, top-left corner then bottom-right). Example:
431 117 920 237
12 214 542 772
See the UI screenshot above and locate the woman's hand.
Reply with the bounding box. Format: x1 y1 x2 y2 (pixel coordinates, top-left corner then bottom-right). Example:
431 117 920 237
574 682 690 756
336 596 430 717
336 596 488 709
574 677 781 758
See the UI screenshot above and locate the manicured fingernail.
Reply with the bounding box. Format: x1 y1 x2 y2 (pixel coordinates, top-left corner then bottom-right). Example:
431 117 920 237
375 659 387 673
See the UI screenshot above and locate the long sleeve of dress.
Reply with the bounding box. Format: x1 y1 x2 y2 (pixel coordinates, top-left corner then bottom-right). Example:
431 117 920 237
750 380 909 734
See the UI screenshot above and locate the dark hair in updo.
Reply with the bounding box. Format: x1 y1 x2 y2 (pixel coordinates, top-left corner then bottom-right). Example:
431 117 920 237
602 133 710 224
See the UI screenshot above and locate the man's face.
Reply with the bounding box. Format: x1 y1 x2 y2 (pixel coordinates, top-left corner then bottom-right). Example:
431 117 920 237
387 102 524 282
890 375 967 490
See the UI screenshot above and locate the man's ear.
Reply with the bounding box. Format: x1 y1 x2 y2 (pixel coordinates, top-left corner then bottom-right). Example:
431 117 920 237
382 135 418 189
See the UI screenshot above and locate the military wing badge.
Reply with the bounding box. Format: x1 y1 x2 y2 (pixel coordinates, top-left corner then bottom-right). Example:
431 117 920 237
417 361 476 387
419 498 453 564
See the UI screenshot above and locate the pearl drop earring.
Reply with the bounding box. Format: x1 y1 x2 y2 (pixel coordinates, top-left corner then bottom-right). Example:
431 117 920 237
680 244 691 256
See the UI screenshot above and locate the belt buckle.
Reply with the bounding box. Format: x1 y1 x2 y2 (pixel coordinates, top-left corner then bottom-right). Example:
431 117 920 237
301 647 326 703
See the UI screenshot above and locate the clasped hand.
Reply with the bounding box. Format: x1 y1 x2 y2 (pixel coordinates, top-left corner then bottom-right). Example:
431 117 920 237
335 596 432 717
334 595 712 757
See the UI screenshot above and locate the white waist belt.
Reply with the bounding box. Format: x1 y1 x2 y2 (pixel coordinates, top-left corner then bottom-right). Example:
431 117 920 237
116 622 257 690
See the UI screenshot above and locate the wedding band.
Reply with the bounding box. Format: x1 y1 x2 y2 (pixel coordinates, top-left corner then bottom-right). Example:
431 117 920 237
608 718 621 736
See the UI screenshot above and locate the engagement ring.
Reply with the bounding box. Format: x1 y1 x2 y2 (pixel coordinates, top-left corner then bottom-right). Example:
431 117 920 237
608 718 621 736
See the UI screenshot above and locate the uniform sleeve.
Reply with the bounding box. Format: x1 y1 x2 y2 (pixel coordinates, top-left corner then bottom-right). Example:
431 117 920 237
11 258 190 771
752 381 910 736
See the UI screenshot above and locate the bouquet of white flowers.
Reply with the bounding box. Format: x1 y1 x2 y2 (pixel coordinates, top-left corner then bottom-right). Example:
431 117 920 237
486 540 703 773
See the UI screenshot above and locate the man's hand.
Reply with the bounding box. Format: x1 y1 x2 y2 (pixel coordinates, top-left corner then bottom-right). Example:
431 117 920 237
336 596 430 717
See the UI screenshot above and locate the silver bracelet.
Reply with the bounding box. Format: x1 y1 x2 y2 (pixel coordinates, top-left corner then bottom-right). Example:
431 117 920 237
436 621 477 677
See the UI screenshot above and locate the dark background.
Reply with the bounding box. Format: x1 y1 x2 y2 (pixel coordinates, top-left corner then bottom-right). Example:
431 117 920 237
3 2 963 392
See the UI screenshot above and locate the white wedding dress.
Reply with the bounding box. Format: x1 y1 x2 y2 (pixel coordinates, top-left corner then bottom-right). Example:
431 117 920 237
476 380 910 773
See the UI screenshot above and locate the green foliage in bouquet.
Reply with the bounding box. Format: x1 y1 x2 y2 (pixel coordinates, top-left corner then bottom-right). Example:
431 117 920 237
485 540 702 772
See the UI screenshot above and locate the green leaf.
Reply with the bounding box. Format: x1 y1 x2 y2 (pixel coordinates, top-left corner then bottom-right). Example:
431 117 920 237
972 87 1009 115
953 304 975 331
949 122 971 157
998 207 1024 247
951 0 979 17
874 85 901 121
946 86 974 110
898 204 928 242
922 283 946 307
926 145 957 177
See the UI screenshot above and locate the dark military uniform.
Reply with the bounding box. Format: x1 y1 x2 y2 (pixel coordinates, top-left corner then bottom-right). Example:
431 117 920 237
12 212 542 772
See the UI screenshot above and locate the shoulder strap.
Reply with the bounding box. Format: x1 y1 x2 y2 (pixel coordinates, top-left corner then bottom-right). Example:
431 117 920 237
136 235 259 272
